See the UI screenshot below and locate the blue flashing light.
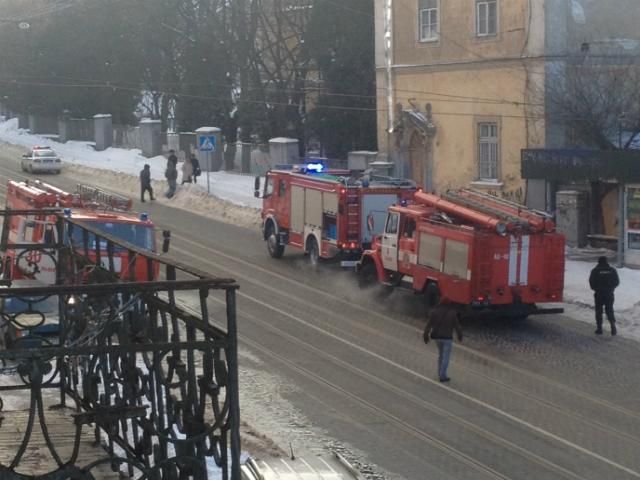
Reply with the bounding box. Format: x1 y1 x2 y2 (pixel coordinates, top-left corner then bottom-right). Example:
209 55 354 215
140 212 149 222
63 208 72 218
305 162 324 173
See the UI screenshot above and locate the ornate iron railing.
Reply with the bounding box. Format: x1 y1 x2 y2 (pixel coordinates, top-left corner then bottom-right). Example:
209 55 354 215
0 210 241 479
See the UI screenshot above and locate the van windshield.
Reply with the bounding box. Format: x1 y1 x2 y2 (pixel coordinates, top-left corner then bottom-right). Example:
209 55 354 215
70 221 154 251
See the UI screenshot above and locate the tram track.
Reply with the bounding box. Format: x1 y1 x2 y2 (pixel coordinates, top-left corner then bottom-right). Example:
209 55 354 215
225 298 587 480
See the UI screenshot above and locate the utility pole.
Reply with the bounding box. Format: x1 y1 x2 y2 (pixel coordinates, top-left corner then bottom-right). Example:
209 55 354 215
617 112 626 268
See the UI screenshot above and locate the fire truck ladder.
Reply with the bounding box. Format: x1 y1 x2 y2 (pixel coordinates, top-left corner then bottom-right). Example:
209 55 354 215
345 188 361 243
458 189 553 231
76 184 132 211
442 191 530 231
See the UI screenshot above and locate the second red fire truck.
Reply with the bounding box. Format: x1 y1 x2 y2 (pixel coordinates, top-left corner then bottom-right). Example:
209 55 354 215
356 188 565 317
256 163 417 266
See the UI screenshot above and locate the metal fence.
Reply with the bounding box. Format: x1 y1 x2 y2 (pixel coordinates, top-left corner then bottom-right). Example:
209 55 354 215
0 210 241 479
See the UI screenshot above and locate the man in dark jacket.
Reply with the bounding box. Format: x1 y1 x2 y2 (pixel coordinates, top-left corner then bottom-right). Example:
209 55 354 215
589 256 620 335
167 149 178 168
165 161 178 198
190 153 201 184
423 301 463 382
139 164 154 202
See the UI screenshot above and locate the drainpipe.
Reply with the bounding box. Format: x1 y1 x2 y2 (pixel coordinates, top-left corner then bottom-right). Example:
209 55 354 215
384 0 394 161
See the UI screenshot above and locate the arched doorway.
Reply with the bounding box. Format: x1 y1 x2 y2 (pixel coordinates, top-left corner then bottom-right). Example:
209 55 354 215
409 131 425 187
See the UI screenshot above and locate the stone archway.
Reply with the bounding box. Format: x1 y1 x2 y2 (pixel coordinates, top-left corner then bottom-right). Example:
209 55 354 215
409 131 425 188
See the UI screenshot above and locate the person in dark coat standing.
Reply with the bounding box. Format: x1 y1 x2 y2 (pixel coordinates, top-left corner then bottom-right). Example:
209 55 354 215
165 160 178 198
589 256 620 335
423 301 463 382
167 149 178 168
139 164 154 202
190 153 201 184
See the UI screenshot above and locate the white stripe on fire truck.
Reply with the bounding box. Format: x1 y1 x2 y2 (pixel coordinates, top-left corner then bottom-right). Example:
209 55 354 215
519 235 530 286
508 235 518 286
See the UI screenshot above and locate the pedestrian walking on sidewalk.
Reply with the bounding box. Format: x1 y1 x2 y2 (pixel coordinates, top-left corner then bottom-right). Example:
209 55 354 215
190 153 201 184
423 301 463 382
181 155 193 184
139 164 154 202
165 160 178 198
589 256 620 335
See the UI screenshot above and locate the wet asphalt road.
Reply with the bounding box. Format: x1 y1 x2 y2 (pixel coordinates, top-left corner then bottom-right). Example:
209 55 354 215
1 146 639 480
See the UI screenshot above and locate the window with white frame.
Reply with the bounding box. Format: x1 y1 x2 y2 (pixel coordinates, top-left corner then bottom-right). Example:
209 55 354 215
478 122 499 180
476 0 497 36
418 0 439 42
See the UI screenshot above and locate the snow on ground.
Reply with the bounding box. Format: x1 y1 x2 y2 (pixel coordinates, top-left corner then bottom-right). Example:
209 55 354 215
564 258 640 340
0 118 262 228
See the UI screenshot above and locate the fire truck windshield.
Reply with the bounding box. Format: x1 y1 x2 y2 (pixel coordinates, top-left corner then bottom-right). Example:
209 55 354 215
70 221 154 251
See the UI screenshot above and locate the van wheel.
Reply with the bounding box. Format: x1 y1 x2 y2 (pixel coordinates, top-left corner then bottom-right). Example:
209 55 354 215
424 282 440 308
358 261 378 289
306 236 319 266
266 224 284 258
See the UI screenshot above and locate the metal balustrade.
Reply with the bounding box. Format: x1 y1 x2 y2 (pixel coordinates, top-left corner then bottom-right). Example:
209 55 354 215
0 209 241 479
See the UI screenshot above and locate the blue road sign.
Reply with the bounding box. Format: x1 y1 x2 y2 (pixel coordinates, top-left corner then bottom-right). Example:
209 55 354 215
198 135 216 152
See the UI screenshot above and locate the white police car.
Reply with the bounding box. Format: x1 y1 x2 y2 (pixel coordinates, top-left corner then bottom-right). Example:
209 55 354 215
21 146 62 174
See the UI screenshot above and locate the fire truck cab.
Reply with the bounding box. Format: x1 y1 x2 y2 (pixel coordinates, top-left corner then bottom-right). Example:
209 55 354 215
256 163 416 266
1 180 160 283
357 189 565 317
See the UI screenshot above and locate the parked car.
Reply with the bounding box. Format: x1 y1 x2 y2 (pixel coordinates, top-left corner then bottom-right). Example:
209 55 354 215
21 146 62 174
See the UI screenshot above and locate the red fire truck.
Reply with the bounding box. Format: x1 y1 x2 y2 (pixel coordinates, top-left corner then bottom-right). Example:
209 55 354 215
255 163 417 266
356 189 565 317
1 180 160 283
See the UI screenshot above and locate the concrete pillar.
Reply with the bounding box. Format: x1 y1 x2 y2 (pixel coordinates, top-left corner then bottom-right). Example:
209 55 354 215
58 110 70 143
93 114 113 151
28 114 38 133
268 137 298 166
195 127 223 172
556 190 589 247
18 114 29 130
179 132 197 160
140 119 162 157
240 142 252 173
348 151 377 170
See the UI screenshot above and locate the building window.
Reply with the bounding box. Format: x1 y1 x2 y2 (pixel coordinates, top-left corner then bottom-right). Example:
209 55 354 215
418 0 439 42
476 0 497 37
478 122 499 180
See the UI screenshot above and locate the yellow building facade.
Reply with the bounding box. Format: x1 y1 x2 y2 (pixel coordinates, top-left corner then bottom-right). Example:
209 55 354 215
376 0 546 202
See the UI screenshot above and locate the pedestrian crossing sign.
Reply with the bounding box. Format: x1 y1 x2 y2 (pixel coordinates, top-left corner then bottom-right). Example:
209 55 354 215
198 135 216 152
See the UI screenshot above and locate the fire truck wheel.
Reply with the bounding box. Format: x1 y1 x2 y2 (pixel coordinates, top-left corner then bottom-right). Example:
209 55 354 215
424 282 440 308
266 224 284 258
306 237 320 266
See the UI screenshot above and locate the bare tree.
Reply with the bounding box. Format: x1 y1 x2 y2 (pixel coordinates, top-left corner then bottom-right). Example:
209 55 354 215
547 57 640 233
